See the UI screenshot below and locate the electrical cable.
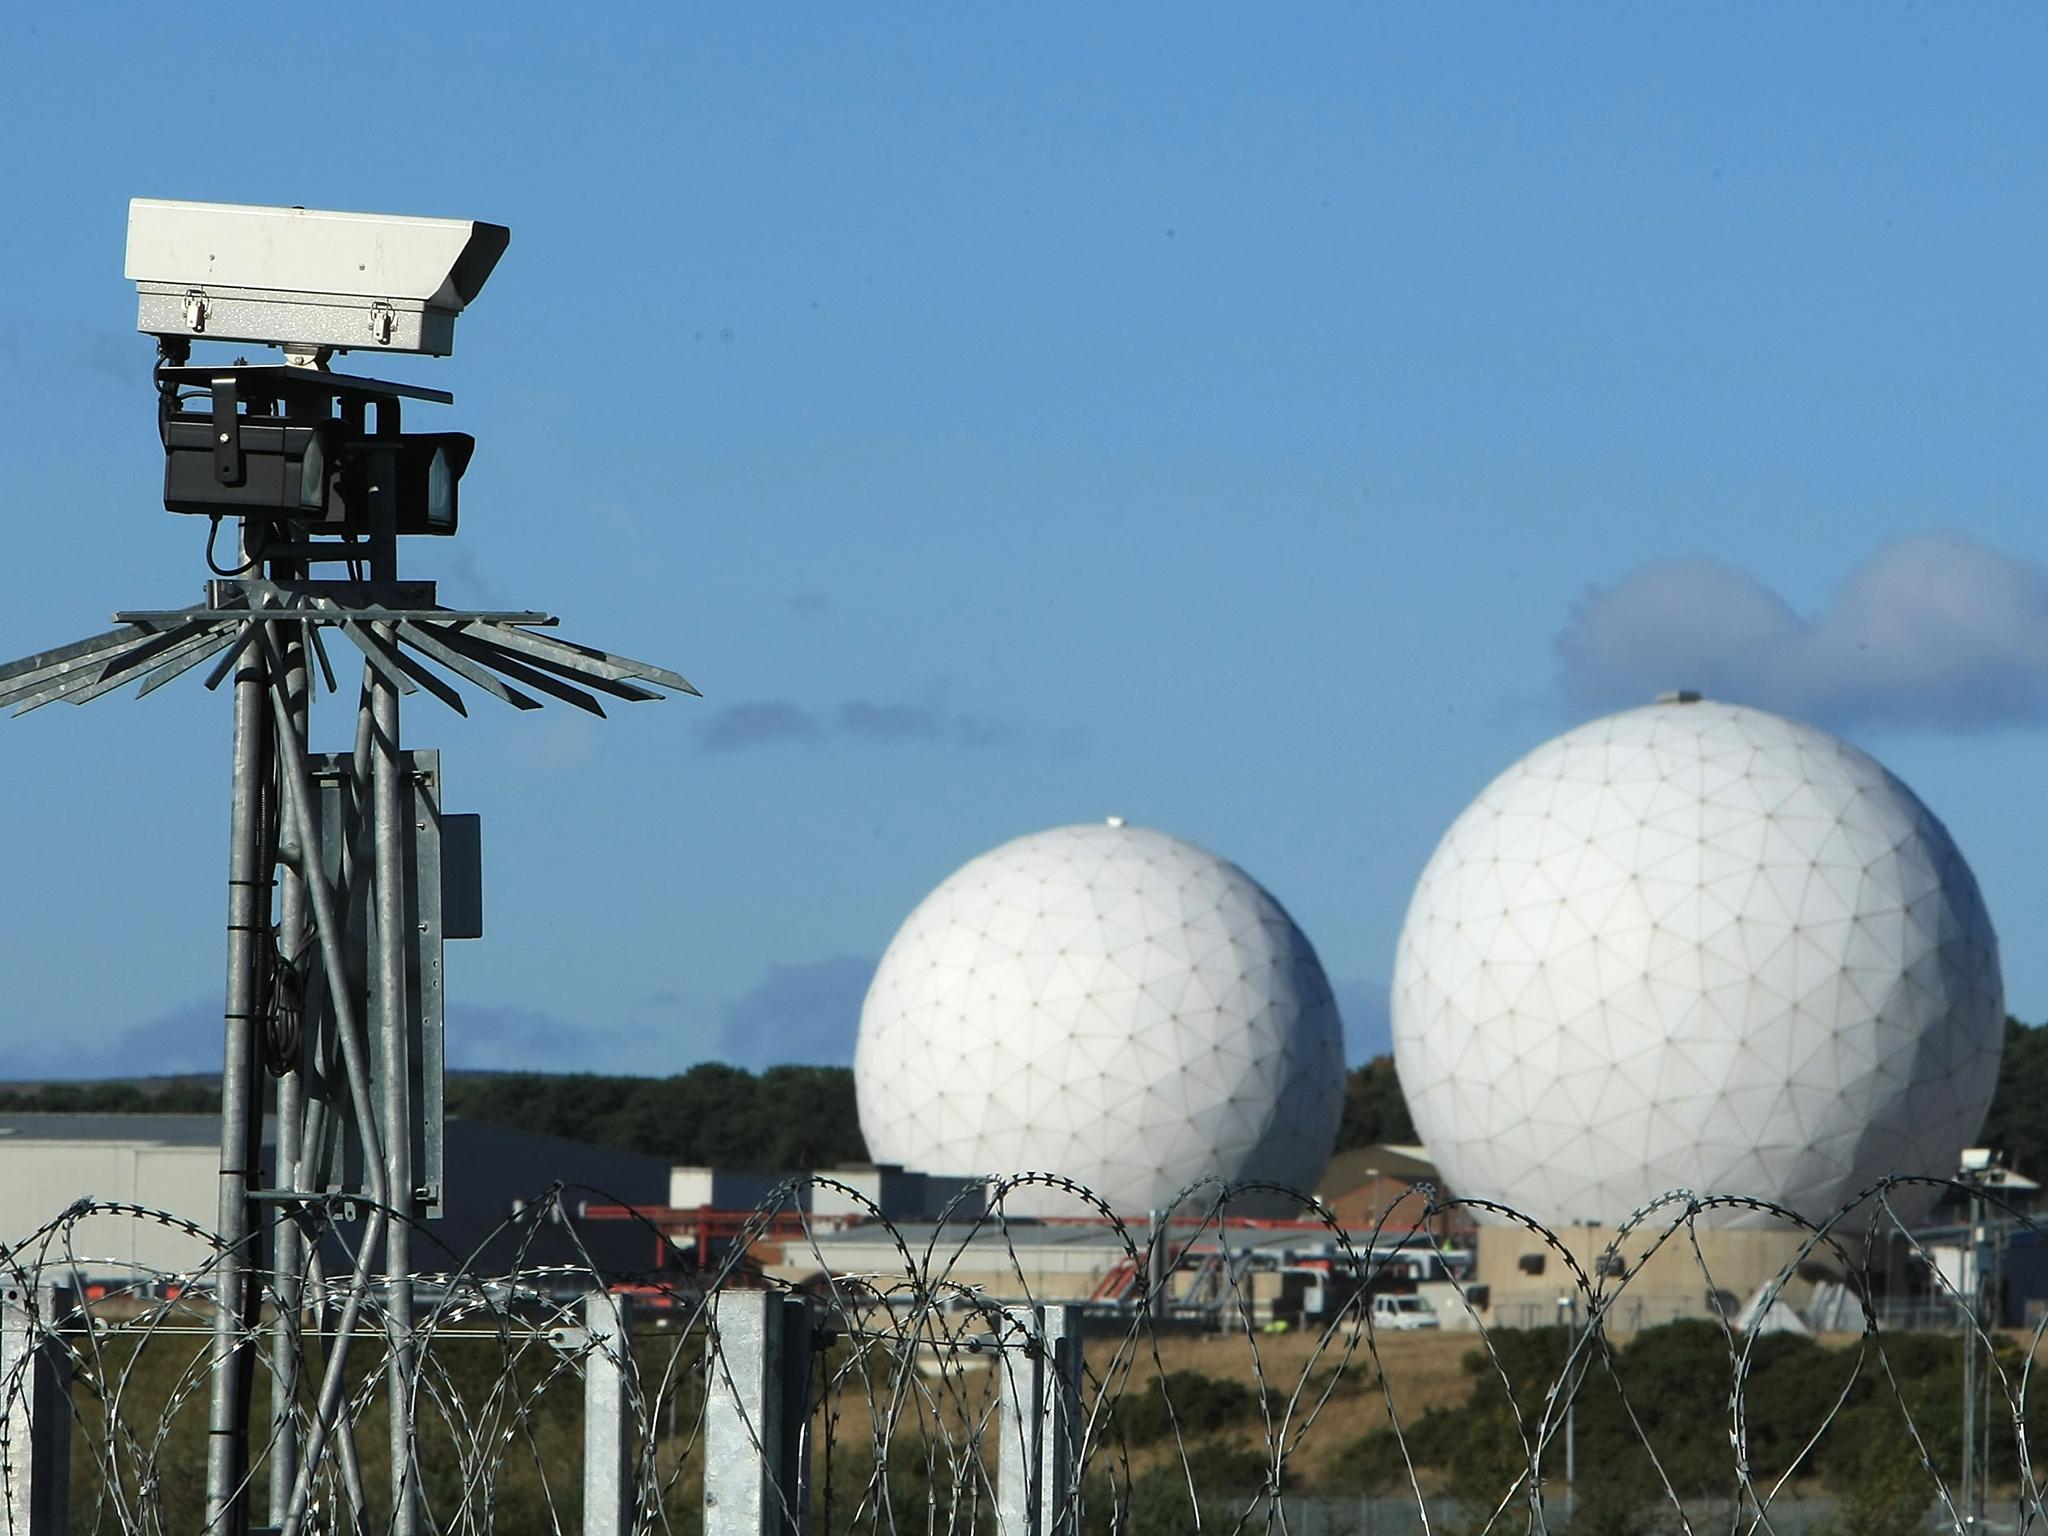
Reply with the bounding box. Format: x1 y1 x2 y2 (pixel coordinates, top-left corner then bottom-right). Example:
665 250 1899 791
205 516 261 578
261 931 308 1077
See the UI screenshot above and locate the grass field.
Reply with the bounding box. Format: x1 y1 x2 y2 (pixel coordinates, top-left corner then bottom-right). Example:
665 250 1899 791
49 1301 2010 1532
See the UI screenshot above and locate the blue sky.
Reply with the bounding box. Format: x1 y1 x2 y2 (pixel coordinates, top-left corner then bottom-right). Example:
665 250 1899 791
3 7 2046 1077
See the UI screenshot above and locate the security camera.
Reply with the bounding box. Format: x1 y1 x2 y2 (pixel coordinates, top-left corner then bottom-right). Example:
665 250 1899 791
125 199 510 357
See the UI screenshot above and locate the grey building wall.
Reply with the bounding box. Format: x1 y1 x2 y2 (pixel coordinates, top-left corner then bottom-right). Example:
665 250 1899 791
429 1118 669 1276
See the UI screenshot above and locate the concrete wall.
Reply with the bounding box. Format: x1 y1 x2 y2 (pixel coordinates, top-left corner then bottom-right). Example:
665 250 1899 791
1470 1221 1816 1332
769 1232 1123 1299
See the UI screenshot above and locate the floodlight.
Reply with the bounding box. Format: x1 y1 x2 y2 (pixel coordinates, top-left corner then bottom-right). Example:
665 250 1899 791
156 366 473 535
126 198 510 356
164 414 341 518
162 417 474 536
354 432 476 536
1961 1147 1995 1173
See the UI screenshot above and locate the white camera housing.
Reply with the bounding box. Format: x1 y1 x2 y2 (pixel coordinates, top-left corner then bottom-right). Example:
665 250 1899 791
126 199 510 357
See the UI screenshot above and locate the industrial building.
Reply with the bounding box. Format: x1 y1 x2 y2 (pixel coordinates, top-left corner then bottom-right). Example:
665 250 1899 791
0 1113 668 1285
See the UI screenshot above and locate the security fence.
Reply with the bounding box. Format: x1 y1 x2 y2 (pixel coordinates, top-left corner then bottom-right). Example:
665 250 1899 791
0 1172 2038 1535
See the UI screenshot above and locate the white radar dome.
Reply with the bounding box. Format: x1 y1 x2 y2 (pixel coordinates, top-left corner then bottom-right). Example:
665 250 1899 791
855 821 1345 1215
1392 698 2004 1228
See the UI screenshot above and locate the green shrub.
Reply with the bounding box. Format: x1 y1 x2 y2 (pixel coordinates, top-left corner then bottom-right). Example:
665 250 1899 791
1110 1368 1261 1447
1819 1418 1935 1536
1120 1441 1273 1536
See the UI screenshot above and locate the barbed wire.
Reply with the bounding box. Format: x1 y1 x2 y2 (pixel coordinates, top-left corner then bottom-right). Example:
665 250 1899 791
0 1173 2038 1533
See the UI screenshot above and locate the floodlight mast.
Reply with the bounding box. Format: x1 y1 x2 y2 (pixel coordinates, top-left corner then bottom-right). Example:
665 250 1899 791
0 200 696 1536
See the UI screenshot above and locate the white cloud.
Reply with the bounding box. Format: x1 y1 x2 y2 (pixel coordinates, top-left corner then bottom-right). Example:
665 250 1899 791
1556 534 2048 730
717 956 872 1068
699 685 1014 754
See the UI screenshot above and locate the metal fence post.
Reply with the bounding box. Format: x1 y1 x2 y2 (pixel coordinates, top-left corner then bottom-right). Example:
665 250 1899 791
583 1291 634 1536
998 1304 1083 1536
776 1298 812 1536
0 1286 71 1536
706 1291 812 1536
996 1306 1040 1536
1145 1213 1169 1325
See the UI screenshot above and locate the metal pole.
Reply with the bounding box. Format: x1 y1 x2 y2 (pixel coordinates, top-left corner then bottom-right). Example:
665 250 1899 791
1961 1181 1982 1527
777 1298 812 1536
998 1305 1083 1536
706 1289 798 1536
207 556 272 1536
1043 1306 1083 1536
1985 1200 2000 1529
371 626 419 1536
268 610 311 1530
255 624 395 1536
996 1308 1042 1536
1559 1294 1577 1516
583 1291 634 1536
1146 1211 1168 1325
0 1285 72 1536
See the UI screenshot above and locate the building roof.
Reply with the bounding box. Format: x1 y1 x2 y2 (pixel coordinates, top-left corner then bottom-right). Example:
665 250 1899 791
0 1113 233 1147
1317 1144 1441 1199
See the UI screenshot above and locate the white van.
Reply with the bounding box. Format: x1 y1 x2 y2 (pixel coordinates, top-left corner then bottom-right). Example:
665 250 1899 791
1370 1293 1441 1331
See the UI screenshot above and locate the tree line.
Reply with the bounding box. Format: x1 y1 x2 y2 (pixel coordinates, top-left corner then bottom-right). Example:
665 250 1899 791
0 1065 866 1171
1 1014 2044 1178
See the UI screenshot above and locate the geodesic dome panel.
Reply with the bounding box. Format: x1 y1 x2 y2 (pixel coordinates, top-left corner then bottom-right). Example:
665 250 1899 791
1392 699 2004 1228
855 822 1345 1215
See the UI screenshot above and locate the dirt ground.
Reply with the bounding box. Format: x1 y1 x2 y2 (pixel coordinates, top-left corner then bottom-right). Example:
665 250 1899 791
1095 1324 1474 1415
1067 1324 1480 1484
